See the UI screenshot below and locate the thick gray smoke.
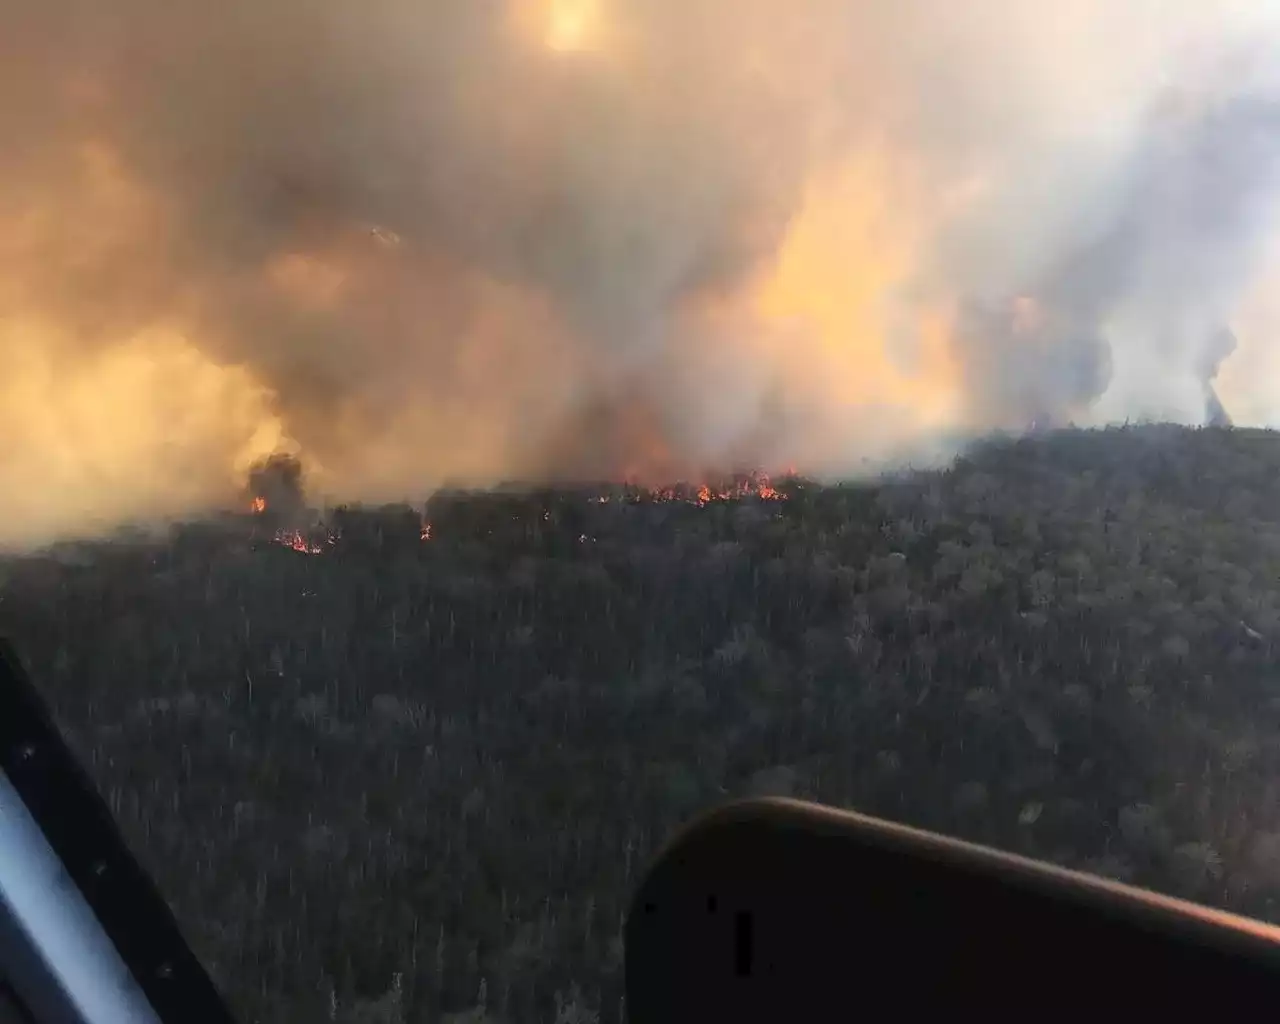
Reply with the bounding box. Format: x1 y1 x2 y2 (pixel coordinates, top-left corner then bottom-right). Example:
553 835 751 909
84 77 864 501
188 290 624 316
4 0 1280 546
955 86 1280 429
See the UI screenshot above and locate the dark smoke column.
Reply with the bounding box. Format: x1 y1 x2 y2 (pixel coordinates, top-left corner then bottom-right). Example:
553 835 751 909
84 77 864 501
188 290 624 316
245 454 308 526
1200 327 1237 427
952 298 1113 431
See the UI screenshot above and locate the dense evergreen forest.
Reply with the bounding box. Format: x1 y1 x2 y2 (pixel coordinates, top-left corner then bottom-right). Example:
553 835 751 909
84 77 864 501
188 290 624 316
5 423 1280 1022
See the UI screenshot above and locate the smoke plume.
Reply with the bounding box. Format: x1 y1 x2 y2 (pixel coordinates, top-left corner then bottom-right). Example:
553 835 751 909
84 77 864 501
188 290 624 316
5 0 1280 547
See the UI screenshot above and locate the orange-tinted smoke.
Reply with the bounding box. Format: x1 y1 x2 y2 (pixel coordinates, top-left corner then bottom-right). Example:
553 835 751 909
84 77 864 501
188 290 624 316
4 0 1280 548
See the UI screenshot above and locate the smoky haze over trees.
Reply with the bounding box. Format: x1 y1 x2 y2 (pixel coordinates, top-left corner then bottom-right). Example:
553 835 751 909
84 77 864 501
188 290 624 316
7 425 1280 1021
5 2 1280 546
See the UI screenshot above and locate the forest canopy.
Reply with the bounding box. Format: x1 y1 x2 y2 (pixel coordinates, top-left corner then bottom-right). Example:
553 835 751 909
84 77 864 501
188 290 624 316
3 423 1280 1022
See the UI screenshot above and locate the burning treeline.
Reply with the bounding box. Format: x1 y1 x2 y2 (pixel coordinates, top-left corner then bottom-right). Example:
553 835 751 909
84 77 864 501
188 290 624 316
5 1 1280 550
243 454 793 557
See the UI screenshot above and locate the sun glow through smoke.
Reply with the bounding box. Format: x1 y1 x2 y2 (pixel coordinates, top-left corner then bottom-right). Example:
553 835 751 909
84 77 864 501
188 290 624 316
510 0 605 55
546 0 600 52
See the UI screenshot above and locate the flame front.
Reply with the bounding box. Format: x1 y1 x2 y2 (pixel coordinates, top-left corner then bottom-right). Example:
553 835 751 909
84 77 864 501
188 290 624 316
642 472 788 506
262 478 781 556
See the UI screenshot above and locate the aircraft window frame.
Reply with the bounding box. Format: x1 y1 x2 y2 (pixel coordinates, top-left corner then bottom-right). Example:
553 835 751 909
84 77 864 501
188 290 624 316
0 642 233 1024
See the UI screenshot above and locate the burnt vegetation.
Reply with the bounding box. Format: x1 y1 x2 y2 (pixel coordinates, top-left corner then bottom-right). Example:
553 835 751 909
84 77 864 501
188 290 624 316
5 424 1280 1021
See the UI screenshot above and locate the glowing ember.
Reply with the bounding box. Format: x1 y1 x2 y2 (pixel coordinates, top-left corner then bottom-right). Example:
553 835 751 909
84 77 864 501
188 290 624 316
273 529 325 555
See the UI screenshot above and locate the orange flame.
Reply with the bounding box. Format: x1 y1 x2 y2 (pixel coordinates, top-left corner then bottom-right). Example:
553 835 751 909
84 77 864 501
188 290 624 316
593 470 790 506
271 528 326 555
652 471 788 506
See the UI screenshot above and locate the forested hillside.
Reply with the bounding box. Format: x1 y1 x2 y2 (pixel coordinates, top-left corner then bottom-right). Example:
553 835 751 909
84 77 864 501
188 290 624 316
5 424 1280 1022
